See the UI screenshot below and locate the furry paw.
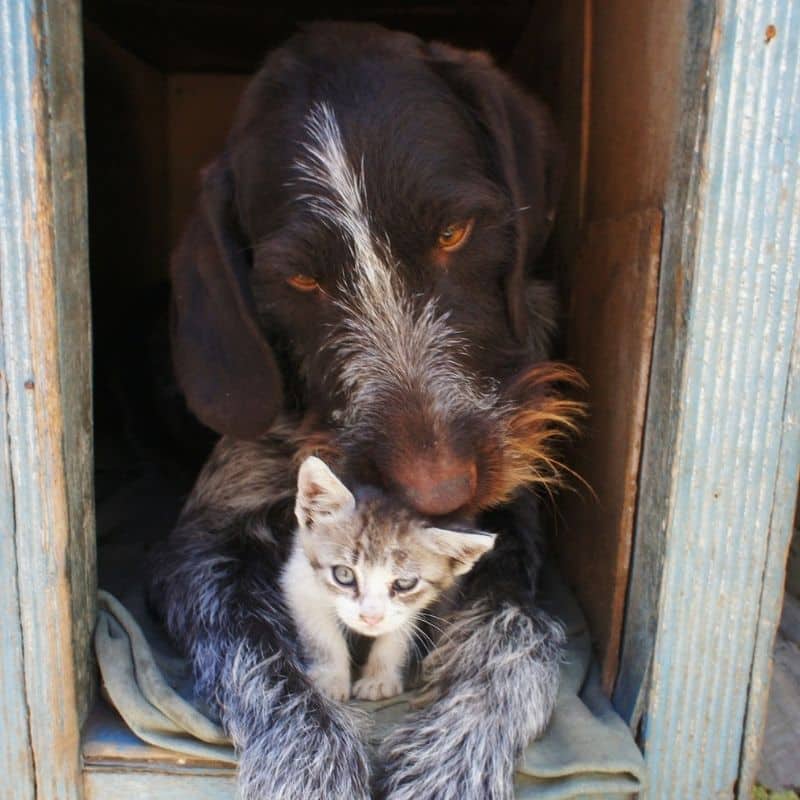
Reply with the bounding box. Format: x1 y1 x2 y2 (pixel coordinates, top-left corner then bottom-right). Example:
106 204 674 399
353 672 403 700
310 666 351 701
377 604 565 800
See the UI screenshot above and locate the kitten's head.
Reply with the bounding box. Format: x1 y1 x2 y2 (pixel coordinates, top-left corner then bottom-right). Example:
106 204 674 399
294 456 496 638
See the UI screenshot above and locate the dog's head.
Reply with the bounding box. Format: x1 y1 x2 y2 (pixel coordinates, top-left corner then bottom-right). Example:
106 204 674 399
171 22 582 518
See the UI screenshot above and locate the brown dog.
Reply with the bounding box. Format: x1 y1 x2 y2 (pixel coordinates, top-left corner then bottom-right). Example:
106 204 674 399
155 21 581 800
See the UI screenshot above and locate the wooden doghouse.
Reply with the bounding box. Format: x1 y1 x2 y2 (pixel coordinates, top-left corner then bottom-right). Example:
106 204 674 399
1 1 798 798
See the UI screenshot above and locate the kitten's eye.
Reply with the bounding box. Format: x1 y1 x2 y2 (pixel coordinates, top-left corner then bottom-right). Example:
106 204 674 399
437 219 474 252
332 565 356 587
287 274 320 292
393 577 419 592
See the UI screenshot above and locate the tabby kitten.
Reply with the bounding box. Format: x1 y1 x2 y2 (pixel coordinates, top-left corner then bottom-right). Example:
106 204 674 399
281 456 496 701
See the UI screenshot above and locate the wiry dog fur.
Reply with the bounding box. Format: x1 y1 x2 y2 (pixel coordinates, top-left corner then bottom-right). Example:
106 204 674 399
153 424 571 799
155 21 583 800
378 603 565 800
151 426 372 800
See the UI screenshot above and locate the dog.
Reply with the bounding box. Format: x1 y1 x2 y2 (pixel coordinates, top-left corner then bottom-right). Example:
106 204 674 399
153 21 582 800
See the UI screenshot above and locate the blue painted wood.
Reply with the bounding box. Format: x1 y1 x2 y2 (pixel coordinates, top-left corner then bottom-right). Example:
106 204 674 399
0 6 38 797
637 0 800 797
84 771 237 800
612 0 718 727
44 0 97 728
0 256 36 792
740 326 800 794
0 0 93 797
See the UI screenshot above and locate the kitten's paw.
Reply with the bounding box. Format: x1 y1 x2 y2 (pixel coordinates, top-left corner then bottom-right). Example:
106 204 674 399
310 666 351 702
353 672 403 700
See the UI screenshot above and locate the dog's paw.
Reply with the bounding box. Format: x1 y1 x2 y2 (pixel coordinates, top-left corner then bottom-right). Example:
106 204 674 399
353 672 403 700
310 666 351 701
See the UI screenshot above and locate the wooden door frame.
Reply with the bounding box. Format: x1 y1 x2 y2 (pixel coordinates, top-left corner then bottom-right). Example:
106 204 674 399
0 1 94 798
614 1 800 797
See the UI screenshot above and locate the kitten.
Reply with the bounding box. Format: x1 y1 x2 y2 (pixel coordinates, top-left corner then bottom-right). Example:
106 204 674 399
281 456 496 702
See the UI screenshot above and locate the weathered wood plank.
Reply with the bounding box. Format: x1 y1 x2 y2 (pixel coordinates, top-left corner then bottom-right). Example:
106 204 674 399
84 771 237 800
0 4 36 794
83 705 236 798
44 0 96 732
82 702 235 772
739 329 800 794
612 0 718 726
521 0 690 689
559 209 663 693
0 0 93 797
0 292 35 795
627 0 800 797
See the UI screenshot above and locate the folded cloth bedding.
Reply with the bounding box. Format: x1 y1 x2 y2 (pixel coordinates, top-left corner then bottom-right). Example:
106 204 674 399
95 546 645 800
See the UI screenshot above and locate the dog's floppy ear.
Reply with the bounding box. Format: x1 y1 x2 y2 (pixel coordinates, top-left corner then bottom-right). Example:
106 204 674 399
170 154 283 438
426 44 564 342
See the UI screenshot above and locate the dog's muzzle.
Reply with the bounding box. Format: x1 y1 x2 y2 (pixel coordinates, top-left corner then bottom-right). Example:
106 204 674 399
391 451 478 516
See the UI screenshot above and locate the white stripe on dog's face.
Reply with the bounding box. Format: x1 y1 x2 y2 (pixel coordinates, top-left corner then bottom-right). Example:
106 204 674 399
295 102 393 307
294 103 496 427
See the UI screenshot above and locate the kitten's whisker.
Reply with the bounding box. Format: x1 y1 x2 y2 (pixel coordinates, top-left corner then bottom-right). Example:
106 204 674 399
409 637 425 664
415 610 450 631
404 621 429 665
416 621 449 646
407 620 430 648
410 623 435 652
414 611 454 647
407 618 439 656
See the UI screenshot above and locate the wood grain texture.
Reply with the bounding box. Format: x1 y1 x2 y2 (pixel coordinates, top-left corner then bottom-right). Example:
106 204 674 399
82 689 237 798
575 4 690 691
637 0 800 796
518 0 689 691
82 702 235 772
0 10 37 793
582 2 689 224
84 771 236 800
613 0 718 726
44 0 97 732
0 275 35 795
0 0 93 796
738 297 800 795
558 210 663 693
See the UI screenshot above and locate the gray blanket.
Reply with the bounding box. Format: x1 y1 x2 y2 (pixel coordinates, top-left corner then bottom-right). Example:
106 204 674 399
95 551 645 799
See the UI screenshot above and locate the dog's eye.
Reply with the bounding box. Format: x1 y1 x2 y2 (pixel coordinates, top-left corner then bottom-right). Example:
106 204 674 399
437 219 474 252
287 274 320 292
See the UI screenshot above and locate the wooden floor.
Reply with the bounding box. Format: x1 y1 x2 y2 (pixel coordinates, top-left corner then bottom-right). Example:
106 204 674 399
82 701 236 799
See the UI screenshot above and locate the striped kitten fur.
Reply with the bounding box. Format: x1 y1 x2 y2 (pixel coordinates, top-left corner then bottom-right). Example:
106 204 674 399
282 456 496 701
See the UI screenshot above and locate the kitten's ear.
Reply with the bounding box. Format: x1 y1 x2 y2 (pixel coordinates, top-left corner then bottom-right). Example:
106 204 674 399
425 529 497 576
295 456 356 529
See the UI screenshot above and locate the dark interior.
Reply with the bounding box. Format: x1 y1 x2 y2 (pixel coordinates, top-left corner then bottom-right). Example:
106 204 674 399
84 1 538 73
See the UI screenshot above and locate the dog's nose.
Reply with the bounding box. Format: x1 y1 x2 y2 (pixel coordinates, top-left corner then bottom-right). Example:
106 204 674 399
392 455 477 516
359 612 385 626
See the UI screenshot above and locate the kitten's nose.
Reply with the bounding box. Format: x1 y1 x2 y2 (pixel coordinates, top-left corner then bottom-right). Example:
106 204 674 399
359 612 385 627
